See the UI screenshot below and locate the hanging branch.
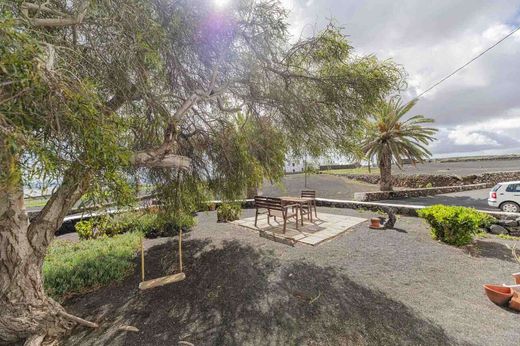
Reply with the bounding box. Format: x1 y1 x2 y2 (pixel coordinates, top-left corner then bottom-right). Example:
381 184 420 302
21 1 90 28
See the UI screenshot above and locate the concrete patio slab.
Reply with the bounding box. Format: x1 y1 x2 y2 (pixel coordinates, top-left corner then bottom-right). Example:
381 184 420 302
232 212 366 246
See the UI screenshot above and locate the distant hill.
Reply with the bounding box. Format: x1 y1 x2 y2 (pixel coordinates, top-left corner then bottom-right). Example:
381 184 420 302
434 154 520 163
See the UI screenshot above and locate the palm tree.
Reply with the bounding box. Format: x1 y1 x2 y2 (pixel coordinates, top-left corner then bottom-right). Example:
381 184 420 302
361 97 437 191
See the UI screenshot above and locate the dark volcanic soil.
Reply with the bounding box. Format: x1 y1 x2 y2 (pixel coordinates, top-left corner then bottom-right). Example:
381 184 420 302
62 208 520 346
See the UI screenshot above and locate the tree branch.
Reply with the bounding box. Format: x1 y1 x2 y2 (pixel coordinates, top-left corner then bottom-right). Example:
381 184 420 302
105 85 139 113
130 146 191 170
58 310 98 329
27 165 90 254
21 1 90 28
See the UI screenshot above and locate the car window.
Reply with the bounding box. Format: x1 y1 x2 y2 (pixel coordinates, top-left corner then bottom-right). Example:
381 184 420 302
492 184 502 192
506 184 520 192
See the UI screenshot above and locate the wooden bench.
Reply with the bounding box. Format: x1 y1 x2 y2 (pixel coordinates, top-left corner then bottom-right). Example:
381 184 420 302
254 196 299 233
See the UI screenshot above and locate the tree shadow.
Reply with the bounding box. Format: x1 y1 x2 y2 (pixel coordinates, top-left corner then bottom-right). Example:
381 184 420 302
469 240 517 263
389 227 408 233
63 239 465 346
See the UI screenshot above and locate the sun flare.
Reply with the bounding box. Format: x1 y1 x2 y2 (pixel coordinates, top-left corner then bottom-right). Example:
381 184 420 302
214 0 231 8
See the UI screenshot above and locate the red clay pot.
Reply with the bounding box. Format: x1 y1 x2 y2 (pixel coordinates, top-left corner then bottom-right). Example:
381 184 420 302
512 272 520 285
369 218 384 229
484 284 513 306
509 292 520 311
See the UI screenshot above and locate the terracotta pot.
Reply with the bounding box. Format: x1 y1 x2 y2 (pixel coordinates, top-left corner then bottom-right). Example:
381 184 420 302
502 284 520 293
484 284 513 306
512 272 520 285
369 218 384 229
509 292 520 311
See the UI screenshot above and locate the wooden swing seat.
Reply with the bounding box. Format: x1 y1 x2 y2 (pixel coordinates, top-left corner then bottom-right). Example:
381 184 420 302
139 272 186 290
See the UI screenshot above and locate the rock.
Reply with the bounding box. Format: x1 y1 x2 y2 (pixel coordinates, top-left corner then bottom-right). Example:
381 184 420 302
510 229 520 237
489 225 509 235
504 220 519 227
384 208 397 229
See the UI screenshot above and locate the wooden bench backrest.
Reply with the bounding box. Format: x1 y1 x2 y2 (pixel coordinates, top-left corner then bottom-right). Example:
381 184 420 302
301 190 316 198
254 196 284 211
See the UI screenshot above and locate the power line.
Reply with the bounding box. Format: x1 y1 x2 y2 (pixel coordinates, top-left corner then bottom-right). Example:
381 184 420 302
415 23 520 99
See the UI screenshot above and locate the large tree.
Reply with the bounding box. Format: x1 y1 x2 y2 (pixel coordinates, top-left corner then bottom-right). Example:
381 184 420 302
361 97 437 191
0 0 402 343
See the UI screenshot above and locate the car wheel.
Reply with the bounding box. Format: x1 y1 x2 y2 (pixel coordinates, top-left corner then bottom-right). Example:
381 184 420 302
500 202 520 213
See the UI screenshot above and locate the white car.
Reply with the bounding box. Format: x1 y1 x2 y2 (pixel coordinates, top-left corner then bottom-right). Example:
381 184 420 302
488 181 520 213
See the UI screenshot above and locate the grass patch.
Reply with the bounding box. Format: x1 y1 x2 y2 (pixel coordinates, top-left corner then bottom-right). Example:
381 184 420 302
44 232 141 301
497 234 520 241
25 198 49 208
320 167 376 175
475 230 489 238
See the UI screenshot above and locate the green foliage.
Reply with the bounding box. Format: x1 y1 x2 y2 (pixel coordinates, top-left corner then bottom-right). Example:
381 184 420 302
2 0 404 212
75 210 196 240
217 203 242 222
418 205 494 246
425 182 433 188
208 114 286 200
362 98 438 167
497 234 520 241
43 232 141 301
144 211 196 239
0 18 133 205
361 97 437 190
74 216 124 240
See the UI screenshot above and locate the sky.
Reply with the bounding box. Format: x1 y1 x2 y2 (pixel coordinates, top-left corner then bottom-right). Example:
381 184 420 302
281 0 520 158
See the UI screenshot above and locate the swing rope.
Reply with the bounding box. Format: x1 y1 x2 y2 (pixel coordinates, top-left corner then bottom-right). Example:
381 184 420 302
139 171 186 290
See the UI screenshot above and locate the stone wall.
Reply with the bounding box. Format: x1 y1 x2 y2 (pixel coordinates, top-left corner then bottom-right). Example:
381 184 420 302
353 183 492 202
331 170 520 188
319 163 361 171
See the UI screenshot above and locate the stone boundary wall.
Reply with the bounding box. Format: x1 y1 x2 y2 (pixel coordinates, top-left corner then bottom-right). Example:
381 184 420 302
52 197 520 234
319 163 360 171
330 170 520 188
211 198 520 220
353 183 492 202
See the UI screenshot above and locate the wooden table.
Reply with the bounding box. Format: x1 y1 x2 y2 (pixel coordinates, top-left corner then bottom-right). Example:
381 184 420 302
279 196 314 224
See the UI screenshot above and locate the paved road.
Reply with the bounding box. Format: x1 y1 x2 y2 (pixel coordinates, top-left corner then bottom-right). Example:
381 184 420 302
262 173 378 200
380 188 494 211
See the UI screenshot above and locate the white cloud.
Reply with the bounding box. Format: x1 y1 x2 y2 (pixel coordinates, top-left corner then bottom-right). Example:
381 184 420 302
281 0 520 155
447 130 498 146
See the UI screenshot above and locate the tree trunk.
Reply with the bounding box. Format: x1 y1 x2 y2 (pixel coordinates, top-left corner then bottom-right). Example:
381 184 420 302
246 185 261 199
379 149 393 191
0 141 91 344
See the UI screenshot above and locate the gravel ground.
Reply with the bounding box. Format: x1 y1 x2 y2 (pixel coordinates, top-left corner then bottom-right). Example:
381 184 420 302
62 207 520 346
262 174 378 199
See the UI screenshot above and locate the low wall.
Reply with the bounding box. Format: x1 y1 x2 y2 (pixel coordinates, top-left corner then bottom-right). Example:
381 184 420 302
315 198 520 220
353 183 492 202
315 198 421 216
333 170 520 188
320 163 360 171
53 197 520 235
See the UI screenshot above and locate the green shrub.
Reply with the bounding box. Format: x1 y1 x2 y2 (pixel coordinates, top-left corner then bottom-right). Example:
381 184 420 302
425 182 433 188
75 210 196 239
145 211 196 238
43 232 141 301
217 203 242 222
418 205 494 246
74 216 123 240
